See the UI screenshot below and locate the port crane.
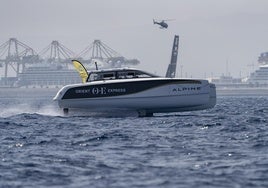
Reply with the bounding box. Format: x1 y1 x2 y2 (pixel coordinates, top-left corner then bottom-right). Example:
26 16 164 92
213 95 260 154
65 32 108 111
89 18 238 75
38 40 75 65
76 40 139 68
0 38 38 85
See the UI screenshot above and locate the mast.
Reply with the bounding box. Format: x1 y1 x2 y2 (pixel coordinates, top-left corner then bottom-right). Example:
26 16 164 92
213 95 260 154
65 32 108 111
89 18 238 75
166 35 179 78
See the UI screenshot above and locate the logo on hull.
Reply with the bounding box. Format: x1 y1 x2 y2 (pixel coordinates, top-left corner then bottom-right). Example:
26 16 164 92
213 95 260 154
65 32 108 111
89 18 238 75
75 87 126 95
172 87 201 92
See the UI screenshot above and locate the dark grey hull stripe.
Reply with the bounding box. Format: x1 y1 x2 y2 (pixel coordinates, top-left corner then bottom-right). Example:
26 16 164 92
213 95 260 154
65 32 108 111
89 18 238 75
62 79 201 99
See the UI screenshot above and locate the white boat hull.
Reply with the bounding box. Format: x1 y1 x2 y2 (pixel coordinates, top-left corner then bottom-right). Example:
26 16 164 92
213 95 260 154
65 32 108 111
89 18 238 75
54 78 216 116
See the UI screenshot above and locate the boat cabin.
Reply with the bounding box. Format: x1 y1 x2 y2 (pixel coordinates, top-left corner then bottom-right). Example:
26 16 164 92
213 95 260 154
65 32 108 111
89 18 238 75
87 69 158 82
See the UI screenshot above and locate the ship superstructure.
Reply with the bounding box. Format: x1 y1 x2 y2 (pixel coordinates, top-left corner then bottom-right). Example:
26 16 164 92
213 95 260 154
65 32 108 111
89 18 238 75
17 64 80 88
209 52 268 89
247 52 268 86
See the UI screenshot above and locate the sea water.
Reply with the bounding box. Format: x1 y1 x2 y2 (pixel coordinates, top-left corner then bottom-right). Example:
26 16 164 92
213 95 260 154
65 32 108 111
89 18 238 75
0 92 268 187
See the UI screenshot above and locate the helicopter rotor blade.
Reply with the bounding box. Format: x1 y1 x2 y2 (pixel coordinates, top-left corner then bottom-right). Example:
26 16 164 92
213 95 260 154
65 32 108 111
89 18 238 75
163 19 175 21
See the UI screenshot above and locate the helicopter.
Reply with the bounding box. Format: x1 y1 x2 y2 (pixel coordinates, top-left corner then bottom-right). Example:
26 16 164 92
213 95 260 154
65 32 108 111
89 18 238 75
153 19 174 29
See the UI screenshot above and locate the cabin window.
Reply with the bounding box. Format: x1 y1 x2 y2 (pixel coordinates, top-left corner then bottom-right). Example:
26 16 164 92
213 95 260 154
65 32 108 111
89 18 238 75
135 71 154 78
88 73 99 82
88 69 158 82
126 71 136 78
117 72 126 79
102 72 116 80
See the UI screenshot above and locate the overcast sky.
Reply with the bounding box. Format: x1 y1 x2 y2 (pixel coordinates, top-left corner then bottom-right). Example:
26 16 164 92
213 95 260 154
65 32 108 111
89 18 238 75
1 0 268 78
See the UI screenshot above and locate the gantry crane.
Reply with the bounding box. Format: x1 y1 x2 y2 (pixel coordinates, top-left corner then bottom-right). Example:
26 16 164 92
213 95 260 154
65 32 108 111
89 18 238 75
77 40 139 68
38 40 75 66
0 38 39 84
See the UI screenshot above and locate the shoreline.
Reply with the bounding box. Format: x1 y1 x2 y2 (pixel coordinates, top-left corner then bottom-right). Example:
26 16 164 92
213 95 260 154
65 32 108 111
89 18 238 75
216 87 268 96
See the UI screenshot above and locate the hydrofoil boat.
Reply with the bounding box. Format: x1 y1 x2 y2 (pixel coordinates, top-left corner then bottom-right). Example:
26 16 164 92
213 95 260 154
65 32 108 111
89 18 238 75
53 60 216 117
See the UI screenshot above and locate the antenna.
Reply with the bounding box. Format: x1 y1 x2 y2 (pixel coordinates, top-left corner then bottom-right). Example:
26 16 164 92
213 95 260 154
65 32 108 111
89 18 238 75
95 61 98 70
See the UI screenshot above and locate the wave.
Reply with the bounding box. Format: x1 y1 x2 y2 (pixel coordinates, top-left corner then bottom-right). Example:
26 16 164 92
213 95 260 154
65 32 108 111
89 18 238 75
0 103 61 118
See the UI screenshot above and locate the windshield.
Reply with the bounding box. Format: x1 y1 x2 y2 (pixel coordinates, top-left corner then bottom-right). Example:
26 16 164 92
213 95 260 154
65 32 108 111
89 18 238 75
87 70 158 82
